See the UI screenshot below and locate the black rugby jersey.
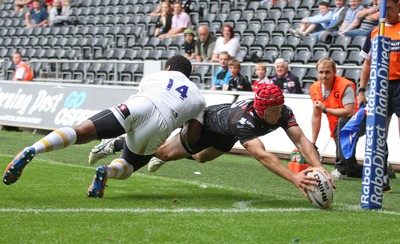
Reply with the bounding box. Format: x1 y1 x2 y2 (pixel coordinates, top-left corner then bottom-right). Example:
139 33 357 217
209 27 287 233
203 99 298 144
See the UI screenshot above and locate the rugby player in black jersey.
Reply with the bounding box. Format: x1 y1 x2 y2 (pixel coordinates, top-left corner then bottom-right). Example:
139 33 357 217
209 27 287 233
90 84 335 197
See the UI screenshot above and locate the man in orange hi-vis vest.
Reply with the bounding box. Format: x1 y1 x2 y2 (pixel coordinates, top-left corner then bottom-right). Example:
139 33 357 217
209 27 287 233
12 52 33 82
309 58 363 180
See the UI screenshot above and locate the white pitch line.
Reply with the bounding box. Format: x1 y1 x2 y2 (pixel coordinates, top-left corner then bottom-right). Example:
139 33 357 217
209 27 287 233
0 207 399 215
0 207 319 213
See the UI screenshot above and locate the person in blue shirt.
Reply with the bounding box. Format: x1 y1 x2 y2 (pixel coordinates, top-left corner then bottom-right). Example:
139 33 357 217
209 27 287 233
289 2 333 38
25 0 49 28
210 51 232 91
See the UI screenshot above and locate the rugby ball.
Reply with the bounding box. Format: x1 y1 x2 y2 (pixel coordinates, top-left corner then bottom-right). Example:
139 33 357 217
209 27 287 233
306 167 334 209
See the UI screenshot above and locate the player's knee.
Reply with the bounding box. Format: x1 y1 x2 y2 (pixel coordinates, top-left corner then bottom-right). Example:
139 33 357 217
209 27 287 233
192 155 208 163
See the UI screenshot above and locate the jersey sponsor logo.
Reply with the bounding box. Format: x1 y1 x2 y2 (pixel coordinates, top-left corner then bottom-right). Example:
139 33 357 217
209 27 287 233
391 40 400 52
288 116 297 127
116 103 130 119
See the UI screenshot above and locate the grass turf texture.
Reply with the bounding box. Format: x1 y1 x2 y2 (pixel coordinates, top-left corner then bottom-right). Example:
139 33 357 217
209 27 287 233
0 130 399 243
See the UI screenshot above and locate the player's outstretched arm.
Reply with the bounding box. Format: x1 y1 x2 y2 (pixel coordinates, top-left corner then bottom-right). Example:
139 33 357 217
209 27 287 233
286 126 336 189
242 138 318 198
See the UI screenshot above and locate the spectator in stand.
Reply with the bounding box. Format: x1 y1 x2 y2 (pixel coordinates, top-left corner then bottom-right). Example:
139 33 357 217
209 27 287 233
336 0 364 35
181 0 191 13
49 0 70 26
316 0 348 43
341 0 379 37
44 0 54 10
25 0 49 28
271 59 303 94
289 2 333 38
12 52 33 82
150 0 173 17
159 1 191 39
252 62 272 92
211 24 240 62
194 25 217 63
154 1 173 37
210 51 231 91
227 60 252 91
183 28 196 61
14 0 32 13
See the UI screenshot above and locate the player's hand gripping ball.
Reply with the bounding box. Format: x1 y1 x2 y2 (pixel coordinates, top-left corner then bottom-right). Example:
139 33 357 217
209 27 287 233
306 167 334 209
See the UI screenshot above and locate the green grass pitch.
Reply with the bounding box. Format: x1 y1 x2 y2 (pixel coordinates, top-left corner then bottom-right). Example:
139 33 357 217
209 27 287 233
0 130 399 243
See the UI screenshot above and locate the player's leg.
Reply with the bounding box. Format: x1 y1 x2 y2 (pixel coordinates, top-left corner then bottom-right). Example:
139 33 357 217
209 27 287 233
87 98 172 198
192 147 224 163
3 109 124 185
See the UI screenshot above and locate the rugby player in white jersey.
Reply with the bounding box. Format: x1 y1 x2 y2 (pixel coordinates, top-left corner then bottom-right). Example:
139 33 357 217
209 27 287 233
3 55 206 198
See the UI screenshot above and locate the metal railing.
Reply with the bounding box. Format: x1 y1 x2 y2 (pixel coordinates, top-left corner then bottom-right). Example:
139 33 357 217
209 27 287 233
0 59 4 80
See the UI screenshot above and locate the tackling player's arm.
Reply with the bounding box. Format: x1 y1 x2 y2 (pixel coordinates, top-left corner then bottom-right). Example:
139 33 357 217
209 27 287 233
242 137 318 198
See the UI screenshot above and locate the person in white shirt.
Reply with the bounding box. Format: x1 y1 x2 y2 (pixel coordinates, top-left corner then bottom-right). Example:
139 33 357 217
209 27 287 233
49 0 71 26
3 55 206 199
211 24 240 62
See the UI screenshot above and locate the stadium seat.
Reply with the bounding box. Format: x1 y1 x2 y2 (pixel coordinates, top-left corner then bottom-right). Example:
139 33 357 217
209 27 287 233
294 8 311 20
136 49 151 60
275 22 291 36
253 33 270 49
347 50 364 65
303 68 318 82
287 0 301 10
266 9 281 22
294 49 311 64
148 49 164 60
123 49 138 60
311 49 329 63
283 36 301 50
330 50 347 65
261 21 276 35
299 0 316 10
245 21 262 36
331 35 352 51
282 9 295 22
240 10 254 24
344 68 361 84
247 1 261 11
270 35 285 50
297 35 317 51
348 36 367 52
241 34 255 49
227 10 242 23
280 49 295 62
262 49 279 63
291 67 307 81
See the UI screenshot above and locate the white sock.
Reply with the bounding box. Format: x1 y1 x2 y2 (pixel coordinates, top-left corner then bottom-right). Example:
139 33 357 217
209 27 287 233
31 127 77 154
107 158 134 180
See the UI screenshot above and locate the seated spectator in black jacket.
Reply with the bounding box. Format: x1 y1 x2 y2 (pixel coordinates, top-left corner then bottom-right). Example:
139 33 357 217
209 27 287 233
271 58 303 94
183 28 196 61
227 59 252 91
154 1 173 37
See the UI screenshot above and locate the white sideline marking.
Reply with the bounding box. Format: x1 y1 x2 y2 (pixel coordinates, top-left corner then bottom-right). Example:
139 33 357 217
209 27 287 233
0 207 325 213
0 207 399 215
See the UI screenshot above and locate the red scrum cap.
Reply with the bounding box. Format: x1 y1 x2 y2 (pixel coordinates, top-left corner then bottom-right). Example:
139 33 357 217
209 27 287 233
254 84 284 119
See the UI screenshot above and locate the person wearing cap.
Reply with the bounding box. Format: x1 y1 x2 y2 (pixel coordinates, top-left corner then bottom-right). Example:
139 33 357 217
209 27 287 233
183 28 196 61
92 84 335 198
